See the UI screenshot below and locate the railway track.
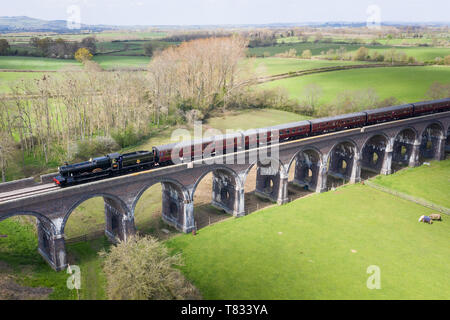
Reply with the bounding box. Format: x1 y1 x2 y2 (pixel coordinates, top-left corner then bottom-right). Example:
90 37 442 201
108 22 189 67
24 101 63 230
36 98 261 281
0 184 59 203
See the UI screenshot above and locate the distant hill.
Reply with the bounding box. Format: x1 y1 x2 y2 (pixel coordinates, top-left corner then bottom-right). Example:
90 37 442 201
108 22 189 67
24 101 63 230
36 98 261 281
0 16 117 33
0 16 448 33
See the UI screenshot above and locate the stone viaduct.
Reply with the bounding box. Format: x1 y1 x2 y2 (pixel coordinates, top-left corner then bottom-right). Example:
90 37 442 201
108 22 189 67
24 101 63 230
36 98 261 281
0 111 449 271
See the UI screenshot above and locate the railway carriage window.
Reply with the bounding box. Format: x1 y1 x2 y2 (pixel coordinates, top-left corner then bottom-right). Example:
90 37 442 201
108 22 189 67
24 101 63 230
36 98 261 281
287 129 290 134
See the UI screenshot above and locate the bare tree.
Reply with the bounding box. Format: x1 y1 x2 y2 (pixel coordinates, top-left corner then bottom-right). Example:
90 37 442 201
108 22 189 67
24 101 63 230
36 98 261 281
303 84 322 114
0 131 15 182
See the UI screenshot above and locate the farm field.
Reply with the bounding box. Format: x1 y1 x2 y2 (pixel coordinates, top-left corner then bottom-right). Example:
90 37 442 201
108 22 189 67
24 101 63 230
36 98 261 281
248 42 379 57
361 46 450 62
92 55 150 69
0 56 82 70
247 57 372 76
166 181 450 299
0 72 46 93
248 42 450 62
371 160 450 208
260 65 450 105
275 36 448 46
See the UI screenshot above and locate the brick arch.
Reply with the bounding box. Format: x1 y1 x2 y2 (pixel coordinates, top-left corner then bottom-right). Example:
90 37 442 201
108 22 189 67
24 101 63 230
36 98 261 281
131 177 189 215
419 122 446 160
360 134 390 171
361 133 391 151
393 126 419 142
420 121 445 138
61 193 129 235
326 138 360 159
326 139 360 182
242 157 287 186
286 146 323 174
0 211 57 233
191 166 242 201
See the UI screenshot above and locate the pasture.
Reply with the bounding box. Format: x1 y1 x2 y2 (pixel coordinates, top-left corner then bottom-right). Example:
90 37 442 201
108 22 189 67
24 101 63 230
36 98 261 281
92 55 150 69
0 72 46 93
166 181 450 299
371 160 450 208
260 65 450 104
247 57 371 77
0 56 82 70
248 42 450 62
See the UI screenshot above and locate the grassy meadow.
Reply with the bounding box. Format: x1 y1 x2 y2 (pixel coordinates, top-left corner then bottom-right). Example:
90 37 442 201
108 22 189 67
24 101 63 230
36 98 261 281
371 160 450 208
166 182 450 299
0 56 82 70
249 42 450 62
92 55 150 69
247 57 371 76
261 65 450 105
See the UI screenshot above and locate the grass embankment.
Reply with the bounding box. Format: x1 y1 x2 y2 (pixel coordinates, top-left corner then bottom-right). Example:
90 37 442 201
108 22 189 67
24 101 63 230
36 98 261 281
166 183 450 299
261 66 450 105
371 160 450 208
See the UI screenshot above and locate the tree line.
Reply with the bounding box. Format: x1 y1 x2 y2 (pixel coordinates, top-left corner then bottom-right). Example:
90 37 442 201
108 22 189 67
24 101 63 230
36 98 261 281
0 36 250 180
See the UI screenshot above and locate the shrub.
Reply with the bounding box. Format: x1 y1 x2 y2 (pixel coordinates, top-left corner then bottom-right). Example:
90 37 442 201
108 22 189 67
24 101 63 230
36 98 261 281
353 47 369 61
74 136 119 160
444 55 450 65
74 47 93 62
111 125 140 148
99 235 201 300
301 49 312 59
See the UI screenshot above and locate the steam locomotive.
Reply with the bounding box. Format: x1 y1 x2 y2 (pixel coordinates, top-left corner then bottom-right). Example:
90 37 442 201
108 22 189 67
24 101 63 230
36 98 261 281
53 98 450 187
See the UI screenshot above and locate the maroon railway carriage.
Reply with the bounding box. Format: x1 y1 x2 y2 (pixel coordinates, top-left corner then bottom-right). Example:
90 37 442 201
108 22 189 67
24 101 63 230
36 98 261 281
365 104 413 125
309 112 366 134
268 120 311 142
413 98 450 116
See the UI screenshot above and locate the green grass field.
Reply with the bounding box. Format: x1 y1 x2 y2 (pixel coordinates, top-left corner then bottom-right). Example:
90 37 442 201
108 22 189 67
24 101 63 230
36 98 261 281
261 65 450 104
247 57 371 76
166 182 450 299
0 71 46 93
92 55 150 69
0 56 82 70
371 160 450 208
0 217 109 299
248 42 450 62
361 47 450 62
248 42 374 57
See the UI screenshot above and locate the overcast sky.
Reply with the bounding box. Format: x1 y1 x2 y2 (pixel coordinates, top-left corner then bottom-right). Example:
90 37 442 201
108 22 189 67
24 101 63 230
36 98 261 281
2 0 449 26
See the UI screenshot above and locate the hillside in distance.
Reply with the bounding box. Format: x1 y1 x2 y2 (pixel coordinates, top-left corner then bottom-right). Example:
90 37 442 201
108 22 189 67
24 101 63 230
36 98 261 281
0 16 117 33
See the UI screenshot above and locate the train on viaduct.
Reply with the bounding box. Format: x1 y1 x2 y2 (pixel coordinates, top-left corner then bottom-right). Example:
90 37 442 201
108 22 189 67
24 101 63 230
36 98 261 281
0 105 449 271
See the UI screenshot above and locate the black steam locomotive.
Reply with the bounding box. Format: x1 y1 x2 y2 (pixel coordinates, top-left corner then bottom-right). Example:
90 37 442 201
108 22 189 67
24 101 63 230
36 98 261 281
53 151 154 187
54 98 450 187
